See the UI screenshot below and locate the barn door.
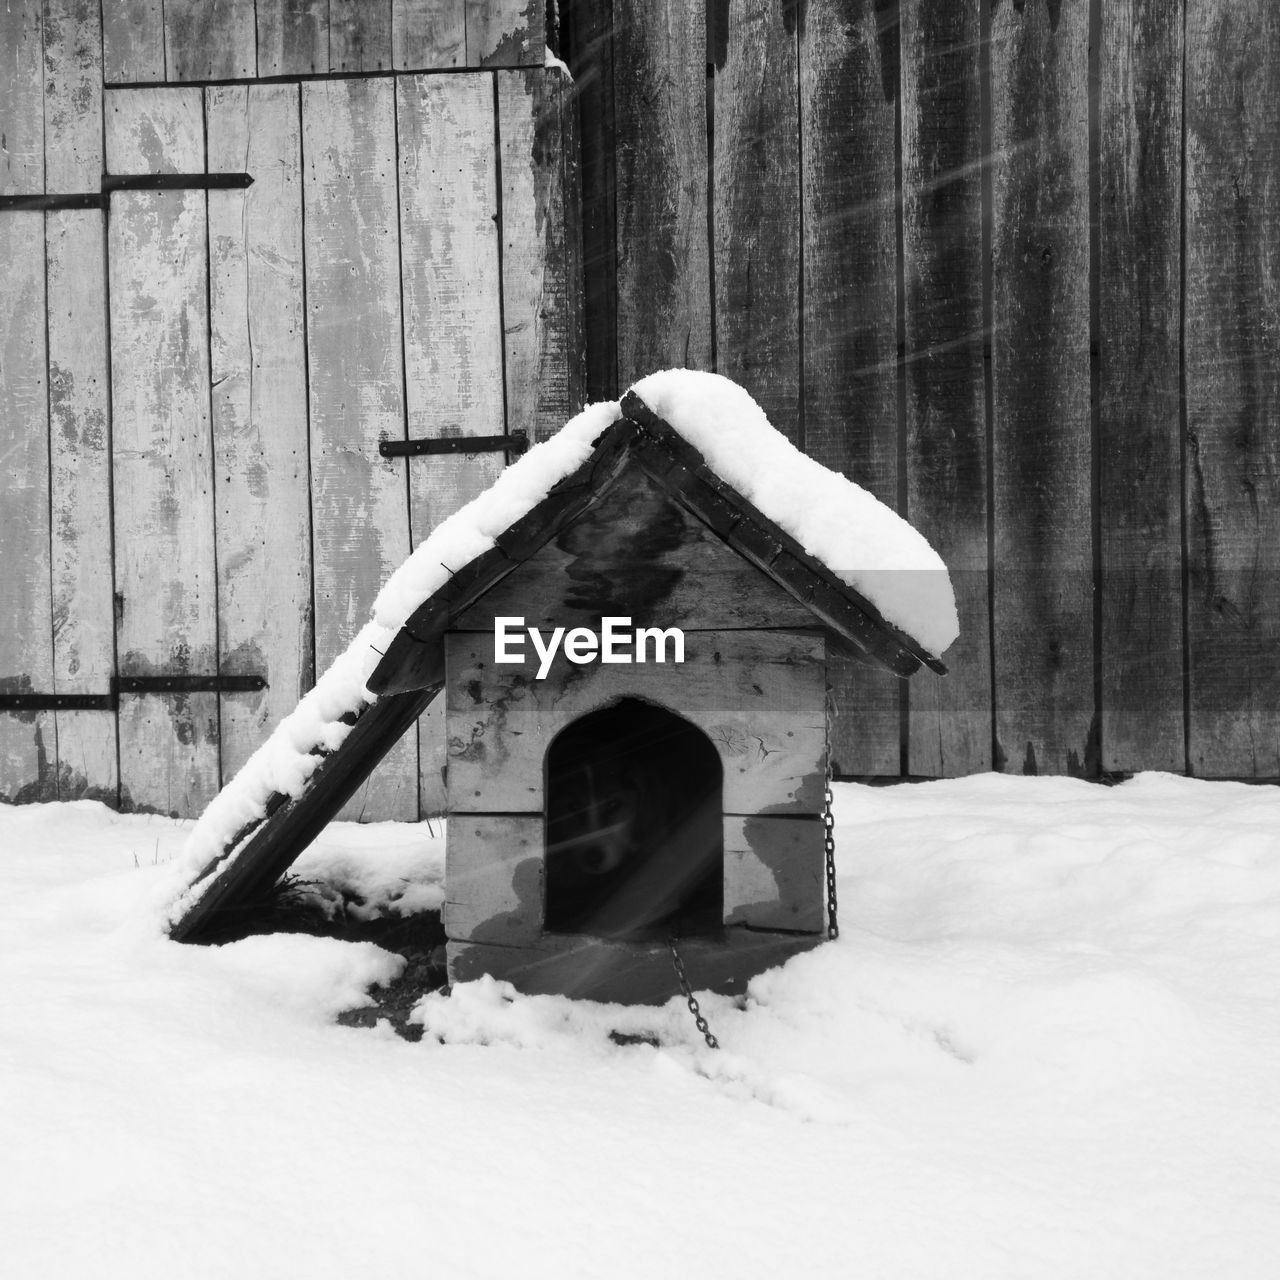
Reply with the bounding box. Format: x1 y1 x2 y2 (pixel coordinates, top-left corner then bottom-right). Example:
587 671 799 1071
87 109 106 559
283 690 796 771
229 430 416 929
102 71 581 818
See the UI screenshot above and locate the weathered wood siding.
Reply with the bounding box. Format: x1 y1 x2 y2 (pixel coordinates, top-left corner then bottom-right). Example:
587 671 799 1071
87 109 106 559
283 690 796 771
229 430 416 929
0 2 584 817
567 0 1280 780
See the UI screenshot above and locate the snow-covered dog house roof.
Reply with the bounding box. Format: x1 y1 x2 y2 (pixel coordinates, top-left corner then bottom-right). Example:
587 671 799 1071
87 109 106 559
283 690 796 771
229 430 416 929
169 371 958 1001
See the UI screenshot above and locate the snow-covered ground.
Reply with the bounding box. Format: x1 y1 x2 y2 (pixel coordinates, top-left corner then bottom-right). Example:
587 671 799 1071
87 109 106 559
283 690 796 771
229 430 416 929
4 773 1280 1278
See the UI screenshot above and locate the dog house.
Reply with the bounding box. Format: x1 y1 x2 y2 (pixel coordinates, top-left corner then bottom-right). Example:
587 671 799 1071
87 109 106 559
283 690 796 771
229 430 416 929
168 372 956 1004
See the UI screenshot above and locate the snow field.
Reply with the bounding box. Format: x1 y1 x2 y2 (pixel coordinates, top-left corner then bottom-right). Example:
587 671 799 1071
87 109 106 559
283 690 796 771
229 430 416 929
3 773 1279 1278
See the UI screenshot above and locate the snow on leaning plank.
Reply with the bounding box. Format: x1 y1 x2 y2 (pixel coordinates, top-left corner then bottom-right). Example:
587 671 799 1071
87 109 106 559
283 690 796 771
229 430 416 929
6 774 1280 1277
166 371 957 920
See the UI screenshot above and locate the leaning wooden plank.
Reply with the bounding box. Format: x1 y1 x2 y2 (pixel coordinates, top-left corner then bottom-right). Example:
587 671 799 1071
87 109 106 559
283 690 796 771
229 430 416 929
106 88 220 816
398 73 503 814
613 0 711 381
392 0 465 68
989 1 1093 776
257 0 330 75
101 0 165 84
717 0 800 439
172 687 440 942
330 0 394 71
466 0 544 67
901 0 990 776
1099 0 1184 772
45 0 116 803
801 0 900 776
499 68 584 444
165 0 256 81
1184 0 1280 777
302 78 416 820
207 84 313 785
0 0 54 803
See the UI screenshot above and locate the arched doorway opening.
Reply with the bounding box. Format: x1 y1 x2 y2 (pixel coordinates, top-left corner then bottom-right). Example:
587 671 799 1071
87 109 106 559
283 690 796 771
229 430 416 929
544 697 723 939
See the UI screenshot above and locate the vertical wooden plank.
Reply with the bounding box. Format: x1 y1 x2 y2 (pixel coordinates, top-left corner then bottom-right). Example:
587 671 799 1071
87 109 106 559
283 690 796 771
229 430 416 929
106 88 219 815
499 68 584 444
1099 0 1183 772
45 0 117 802
0 0 53 803
257 0 330 76
989 0 1093 776
398 73 502 814
165 0 256 80
392 0 466 68
801 0 900 776
466 0 544 67
717 0 800 437
1184 0 1280 776
330 0 394 71
101 0 164 84
0 0 44 190
613 0 711 382
901 0 990 776
302 78 416 820
207 84 313 784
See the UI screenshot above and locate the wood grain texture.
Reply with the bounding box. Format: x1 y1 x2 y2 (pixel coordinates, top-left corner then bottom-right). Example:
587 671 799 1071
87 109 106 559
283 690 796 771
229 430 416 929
42 0 102 193
207 84 313 785
45 3 115 802
1099 0 1184 772
449 929 820 1003
989 0 1093 776
106 88 219 815
445 629 827 815
453 460 817 632
330 0 394 71
101 0 163 84
801 0 901 776
444 813 544 944
165 0 256 80
0 0 44 192
257 0 330 75
1184 0 1280 776
499 69 585 444
717 0 800 437
466 0 544 66
302 78 415 819
0 235 54 804
723 815 823 932
393 0 465 68
613 0 712 381
901 0 989 775
397 74 503 814
0 1 53 802
47 212 117 803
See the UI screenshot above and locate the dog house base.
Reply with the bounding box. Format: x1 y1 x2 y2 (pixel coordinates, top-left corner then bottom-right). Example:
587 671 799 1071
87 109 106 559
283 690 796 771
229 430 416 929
447 930 822 1005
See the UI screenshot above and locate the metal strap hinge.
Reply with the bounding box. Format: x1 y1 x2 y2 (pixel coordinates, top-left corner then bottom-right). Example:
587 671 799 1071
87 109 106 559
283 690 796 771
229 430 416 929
379 431 528 459
0 172 253 213
0 673 266 712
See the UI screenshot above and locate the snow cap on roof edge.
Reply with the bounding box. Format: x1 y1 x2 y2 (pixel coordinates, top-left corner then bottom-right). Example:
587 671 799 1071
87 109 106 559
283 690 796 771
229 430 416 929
629 370 959 657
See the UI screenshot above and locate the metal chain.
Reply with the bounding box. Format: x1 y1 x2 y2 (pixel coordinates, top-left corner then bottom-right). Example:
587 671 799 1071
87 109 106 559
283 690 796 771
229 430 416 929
824 785 839 940
668 931 719 1050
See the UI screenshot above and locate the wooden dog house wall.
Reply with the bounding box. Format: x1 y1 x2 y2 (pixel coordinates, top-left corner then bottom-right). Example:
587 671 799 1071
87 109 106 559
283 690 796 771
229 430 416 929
442 466 832 999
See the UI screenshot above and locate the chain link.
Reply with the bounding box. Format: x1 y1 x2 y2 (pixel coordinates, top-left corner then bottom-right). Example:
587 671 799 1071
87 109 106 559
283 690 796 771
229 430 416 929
668 931 719 1049
824 785 839 940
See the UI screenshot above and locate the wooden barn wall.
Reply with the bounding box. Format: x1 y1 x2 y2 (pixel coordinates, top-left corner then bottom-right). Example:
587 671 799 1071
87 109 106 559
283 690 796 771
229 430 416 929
564 0 1280 782
0 0 583 817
